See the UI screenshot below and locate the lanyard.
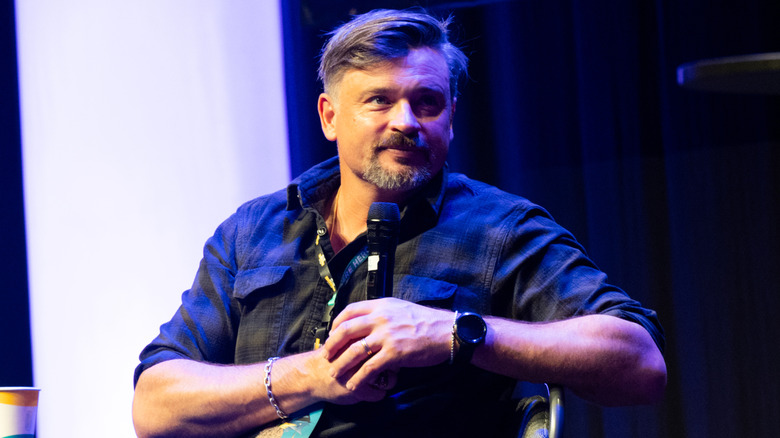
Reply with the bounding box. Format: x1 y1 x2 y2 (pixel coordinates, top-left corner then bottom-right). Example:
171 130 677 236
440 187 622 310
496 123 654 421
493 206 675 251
313 231 368 349
263 228 368 437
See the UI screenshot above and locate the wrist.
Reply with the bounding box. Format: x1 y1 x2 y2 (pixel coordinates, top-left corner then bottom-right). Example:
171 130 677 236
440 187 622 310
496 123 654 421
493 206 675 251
449 311 459 365
451 311 487 365
264 357 288 420
261 351 326 418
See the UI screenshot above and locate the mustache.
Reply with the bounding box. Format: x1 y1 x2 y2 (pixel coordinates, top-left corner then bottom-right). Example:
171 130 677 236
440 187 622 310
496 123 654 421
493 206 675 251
375 132 425 150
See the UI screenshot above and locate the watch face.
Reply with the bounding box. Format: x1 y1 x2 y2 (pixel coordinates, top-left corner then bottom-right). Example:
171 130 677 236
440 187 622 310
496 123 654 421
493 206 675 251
458 313 487 344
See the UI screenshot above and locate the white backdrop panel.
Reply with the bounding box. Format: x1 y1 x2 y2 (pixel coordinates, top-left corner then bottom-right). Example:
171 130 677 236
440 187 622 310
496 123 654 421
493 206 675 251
17 2 289 436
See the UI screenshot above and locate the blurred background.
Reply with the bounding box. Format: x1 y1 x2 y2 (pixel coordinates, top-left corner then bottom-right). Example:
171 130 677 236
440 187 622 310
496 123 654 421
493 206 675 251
2 0 779 436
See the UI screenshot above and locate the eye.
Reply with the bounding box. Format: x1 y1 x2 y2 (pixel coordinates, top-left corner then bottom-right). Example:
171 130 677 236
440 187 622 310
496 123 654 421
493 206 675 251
368 95 391 106
414 93 445 116
419 95 439 107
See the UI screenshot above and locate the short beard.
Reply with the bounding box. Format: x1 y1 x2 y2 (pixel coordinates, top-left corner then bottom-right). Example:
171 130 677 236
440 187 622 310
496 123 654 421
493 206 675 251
361 133 435 191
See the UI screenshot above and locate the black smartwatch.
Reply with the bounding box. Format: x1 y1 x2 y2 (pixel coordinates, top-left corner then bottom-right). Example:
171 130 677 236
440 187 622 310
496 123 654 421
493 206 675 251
453 312 487 365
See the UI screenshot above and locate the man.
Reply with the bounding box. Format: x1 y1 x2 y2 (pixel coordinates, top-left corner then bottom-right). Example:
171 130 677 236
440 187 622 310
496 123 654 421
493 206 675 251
132 9 666 438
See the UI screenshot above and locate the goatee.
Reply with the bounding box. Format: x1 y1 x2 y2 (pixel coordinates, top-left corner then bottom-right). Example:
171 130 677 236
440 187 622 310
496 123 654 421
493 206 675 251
362 133 435 191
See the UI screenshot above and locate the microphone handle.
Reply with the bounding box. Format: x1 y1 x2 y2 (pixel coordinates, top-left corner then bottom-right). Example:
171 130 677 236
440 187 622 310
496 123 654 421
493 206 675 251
367 247 395 299
366 202 400 299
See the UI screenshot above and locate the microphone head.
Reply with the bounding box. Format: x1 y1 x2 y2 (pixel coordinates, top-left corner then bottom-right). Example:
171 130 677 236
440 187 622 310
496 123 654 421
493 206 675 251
367 202 400 253
368 202 400 222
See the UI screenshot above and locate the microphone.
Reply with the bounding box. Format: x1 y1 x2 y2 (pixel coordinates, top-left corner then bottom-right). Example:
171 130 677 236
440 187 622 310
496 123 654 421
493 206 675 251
366 202 400 300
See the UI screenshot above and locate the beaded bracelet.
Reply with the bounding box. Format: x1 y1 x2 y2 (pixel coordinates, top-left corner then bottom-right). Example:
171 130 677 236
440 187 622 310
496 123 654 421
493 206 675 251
263 357 288 420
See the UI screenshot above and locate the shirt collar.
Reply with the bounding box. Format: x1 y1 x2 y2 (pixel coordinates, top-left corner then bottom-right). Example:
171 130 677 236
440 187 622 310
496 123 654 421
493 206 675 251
286 157 341 211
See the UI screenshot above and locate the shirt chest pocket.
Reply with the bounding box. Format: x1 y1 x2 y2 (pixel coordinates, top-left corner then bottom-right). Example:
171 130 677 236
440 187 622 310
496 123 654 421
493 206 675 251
394 274 489 314
232 266 291 363
395 275 458 307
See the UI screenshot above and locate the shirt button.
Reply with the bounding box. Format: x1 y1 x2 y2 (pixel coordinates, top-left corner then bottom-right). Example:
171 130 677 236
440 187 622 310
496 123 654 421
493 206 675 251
317 227 326 236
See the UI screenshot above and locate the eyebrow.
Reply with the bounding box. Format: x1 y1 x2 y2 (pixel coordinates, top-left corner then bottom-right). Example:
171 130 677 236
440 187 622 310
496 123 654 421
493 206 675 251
359 85 446 100
359 87 395 99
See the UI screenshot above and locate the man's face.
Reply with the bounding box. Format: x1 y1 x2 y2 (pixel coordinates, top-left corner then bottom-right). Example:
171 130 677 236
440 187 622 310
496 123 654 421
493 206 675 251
319 47 454 193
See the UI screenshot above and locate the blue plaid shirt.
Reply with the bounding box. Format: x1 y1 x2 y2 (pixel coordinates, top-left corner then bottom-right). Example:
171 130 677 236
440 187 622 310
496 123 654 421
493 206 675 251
135 156 663 436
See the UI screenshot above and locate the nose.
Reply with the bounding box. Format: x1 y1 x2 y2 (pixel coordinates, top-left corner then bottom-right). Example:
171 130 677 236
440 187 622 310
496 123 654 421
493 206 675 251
388 101 421 136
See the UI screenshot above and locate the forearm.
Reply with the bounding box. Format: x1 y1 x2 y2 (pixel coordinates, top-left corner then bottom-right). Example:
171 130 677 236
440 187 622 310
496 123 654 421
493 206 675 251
474 314 667 406
132 352 325 438
324 299 666 406
132 347 394 438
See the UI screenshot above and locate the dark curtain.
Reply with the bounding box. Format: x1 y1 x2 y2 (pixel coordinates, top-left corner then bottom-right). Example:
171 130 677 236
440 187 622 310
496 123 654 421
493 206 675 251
283 0 780 436
0 0 33 388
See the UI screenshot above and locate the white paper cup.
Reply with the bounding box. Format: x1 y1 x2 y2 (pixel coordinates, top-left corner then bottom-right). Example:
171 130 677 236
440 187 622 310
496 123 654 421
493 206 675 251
0 387 40 438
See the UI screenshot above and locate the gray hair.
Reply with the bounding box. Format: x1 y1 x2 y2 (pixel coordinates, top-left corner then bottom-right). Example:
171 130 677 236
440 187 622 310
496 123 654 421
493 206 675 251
318 9 469 100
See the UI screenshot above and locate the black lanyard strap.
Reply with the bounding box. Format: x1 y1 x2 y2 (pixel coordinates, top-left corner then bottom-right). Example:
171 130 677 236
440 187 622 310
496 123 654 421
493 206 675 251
313 231 368 349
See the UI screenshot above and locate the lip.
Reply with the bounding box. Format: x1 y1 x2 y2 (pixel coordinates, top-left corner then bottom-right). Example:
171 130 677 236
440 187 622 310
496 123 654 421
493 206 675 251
378 144 425 152
378 147 430 166
379 146 426 156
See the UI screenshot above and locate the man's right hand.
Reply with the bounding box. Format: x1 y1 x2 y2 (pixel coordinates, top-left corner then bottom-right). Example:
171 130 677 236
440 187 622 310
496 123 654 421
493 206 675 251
132 350 395 438
278 349 396 406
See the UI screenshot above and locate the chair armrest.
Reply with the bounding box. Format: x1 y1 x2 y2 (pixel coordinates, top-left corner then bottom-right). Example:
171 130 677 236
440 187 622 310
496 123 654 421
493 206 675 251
546 384 564 438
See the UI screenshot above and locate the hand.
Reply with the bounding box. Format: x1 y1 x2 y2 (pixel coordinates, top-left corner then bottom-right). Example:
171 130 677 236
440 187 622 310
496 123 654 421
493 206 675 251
321 298 453 392
290 350 393 405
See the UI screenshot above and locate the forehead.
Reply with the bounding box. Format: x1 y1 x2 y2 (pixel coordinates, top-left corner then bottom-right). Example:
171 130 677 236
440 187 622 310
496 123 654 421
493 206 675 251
337 47 451 98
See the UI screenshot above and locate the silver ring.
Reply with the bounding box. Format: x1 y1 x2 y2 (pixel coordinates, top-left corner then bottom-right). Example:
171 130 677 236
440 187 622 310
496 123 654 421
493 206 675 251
360 338 374 357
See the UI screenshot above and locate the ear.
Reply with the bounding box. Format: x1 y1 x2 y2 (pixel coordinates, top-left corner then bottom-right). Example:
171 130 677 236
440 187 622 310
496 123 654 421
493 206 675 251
318 93 338 141
449 97 457 141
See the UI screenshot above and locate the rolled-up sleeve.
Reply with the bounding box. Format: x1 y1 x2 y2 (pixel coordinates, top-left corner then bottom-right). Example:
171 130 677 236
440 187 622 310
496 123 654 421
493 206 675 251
495 205 665 354
133 213 240 387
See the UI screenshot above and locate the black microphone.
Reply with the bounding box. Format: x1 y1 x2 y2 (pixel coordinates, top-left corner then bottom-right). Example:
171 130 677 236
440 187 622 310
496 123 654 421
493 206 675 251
366 202 400 300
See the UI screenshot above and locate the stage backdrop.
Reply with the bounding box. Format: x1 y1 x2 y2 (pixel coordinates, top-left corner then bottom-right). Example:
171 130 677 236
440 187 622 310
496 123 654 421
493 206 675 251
283 1 780 437
11 0 780 437
17 2 288 436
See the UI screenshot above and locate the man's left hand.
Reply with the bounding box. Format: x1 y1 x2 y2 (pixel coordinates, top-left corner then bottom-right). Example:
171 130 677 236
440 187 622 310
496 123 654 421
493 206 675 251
321 297 454 392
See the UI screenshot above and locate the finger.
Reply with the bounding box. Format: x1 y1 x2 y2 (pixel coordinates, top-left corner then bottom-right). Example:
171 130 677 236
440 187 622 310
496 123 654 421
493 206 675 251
322 319 368 360
326 298 403 358
330 297 401 332
322 311 375 360
328 363 388 403
344 352 396 392
329 300 375 331
329 336 380 379
350 383 388 402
